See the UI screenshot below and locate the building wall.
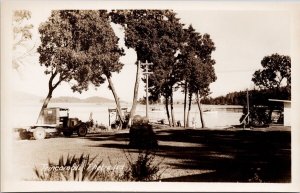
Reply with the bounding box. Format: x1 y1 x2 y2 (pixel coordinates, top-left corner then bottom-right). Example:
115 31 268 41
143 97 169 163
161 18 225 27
284 102 291 126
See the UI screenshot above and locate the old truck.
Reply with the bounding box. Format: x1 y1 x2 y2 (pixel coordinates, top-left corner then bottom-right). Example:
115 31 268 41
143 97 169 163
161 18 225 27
20 107 91 140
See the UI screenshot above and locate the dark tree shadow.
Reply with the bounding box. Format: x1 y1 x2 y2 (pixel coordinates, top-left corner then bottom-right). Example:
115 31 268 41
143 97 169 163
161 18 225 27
84 128 291 182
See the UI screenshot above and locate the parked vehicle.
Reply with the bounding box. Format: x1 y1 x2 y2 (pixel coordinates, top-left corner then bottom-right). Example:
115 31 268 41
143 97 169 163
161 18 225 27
20 107 92 140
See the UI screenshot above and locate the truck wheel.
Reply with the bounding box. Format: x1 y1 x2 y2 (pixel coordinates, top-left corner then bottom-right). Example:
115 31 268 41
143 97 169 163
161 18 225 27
77 125 87 137
63 130 73 137
33 127 46 140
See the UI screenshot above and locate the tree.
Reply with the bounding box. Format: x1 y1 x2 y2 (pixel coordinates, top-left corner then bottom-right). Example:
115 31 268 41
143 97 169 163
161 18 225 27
252 53 291 121
37 10 123 123
13 10 35 71
127 61 141 127
110 10 185 127
63 10 125 126
252 54 291 91
179 25 216 128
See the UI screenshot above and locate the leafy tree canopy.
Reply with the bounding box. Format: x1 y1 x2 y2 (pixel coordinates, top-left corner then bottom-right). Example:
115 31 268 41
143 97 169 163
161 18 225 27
13 10 33 47
110 10 185 97
179 25 216 97
252 53 291 90
13 10 34 70
38 10 124 93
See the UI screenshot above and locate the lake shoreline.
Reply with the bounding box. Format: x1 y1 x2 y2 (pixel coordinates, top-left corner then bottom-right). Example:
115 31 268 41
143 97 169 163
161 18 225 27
12 102 244 129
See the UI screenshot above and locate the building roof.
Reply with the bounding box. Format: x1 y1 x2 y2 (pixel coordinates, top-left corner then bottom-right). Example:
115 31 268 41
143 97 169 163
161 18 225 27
268 99 291 103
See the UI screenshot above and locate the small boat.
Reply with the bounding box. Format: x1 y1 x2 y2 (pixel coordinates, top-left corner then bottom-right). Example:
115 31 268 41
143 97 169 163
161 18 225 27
151 107 163 112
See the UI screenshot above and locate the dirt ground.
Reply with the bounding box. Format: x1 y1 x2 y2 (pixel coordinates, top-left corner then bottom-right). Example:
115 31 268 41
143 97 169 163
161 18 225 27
12 125 291 182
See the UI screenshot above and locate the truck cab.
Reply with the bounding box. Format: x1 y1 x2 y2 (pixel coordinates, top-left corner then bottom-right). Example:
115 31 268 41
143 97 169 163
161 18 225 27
26 107 89 140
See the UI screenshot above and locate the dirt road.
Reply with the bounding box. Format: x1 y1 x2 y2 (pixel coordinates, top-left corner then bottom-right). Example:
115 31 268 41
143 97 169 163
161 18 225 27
12 126 291 182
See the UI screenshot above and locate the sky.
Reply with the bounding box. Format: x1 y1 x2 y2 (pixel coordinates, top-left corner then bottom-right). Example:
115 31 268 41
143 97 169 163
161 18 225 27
12 9 291 102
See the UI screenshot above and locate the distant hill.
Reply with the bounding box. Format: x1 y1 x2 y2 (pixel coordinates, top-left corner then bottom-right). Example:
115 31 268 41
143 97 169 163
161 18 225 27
12 91 126 104
48 96 117 103
13 91 43 103
82 96 115 103
49 96 81 103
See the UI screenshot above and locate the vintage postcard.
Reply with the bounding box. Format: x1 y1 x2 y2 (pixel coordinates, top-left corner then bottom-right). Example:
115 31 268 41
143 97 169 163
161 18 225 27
1 0 300 192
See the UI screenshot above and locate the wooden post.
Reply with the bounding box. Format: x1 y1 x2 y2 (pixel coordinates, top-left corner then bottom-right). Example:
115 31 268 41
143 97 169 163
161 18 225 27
108 109 111 126
146 66 149 118
247 89 250 125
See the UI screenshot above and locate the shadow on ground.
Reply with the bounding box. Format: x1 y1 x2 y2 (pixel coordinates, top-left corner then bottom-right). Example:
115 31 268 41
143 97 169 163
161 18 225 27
84 128 291 182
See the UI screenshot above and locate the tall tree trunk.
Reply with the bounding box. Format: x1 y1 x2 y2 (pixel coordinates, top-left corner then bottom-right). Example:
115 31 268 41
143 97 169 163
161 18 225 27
170 91 175 127
187 92 192 128
36 71 61 124
165 96 172 126
127 62 141 128
196 91 205 128
183 80 187 128
107 76 124 128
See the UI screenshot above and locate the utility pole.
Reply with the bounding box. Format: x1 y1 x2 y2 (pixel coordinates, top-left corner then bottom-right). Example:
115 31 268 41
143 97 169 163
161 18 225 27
141 60 153 118
247 89 250 125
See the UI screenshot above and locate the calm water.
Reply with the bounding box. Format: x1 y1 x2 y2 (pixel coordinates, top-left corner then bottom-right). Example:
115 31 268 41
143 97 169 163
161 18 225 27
12 102 243 129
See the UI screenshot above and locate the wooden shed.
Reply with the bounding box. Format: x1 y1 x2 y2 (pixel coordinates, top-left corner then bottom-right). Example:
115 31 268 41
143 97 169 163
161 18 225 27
269 99 291 126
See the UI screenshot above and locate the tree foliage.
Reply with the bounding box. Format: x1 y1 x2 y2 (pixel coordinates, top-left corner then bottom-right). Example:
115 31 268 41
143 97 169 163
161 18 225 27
38 9 217 128
180 25 216 96
111 10 184 94
37 10 124 122
38 11 97 95
13 10 34 70
111 10 185 126
38 10 123 92
252 53 291 90
174 25 216 128
13 10 33 44
201 87 290 106
111 10 217 127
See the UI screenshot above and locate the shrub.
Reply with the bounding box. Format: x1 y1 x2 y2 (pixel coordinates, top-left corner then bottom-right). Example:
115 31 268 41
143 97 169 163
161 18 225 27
123 150 165 181
34 154 124 181
248 168 263 182
34 151 165 181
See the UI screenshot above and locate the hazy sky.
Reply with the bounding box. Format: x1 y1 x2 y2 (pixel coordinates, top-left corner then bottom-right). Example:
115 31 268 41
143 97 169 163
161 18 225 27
12 9 290 102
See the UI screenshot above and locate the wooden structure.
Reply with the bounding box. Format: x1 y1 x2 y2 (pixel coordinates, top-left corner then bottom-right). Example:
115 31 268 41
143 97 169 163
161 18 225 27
269 99 291 126
108 107 128 128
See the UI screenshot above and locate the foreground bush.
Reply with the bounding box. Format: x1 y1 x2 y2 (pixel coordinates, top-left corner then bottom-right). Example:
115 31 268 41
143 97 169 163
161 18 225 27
34 154 124 181
123 150 164 181
34 151 164 181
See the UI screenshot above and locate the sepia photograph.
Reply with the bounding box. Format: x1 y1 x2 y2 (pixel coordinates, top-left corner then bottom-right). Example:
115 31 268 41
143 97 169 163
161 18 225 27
1 0 300 192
